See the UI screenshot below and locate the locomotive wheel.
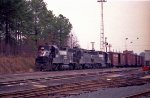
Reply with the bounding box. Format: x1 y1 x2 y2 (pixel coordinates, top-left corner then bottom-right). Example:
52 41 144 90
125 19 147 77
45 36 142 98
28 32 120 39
38 64 44 71
40 64 46 71
81 64 85 69
46 62 52 71
52 64 59 71
72 64 76 70
97 63 102 69
95 64 99 69
68 64 73 70
35 62 43 71
58 64 63 71
79 65 82 70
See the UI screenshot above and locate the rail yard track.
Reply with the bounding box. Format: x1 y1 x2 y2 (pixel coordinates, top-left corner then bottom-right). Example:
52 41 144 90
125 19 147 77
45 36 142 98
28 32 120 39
0 68 135 87
0 68 149 98
125 89 150 98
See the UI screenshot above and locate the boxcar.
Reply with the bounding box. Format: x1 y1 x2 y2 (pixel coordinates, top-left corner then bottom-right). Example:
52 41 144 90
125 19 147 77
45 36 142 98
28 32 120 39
108 52 119 67
123 51 135 67
118 53 126 67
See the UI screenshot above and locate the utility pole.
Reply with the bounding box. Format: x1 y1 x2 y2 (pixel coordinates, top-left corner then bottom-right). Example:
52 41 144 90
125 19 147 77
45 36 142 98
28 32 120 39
129 37 139 51
58 30 61 48
70 33 73 48
105 37 108 52
91 42 95 50
125 38 128 50
97 0 106 52
108 44 112 52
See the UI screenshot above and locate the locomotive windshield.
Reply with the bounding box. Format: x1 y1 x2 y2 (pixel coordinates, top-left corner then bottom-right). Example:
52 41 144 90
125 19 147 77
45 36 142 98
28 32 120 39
59 50 67 55
38 45 50 51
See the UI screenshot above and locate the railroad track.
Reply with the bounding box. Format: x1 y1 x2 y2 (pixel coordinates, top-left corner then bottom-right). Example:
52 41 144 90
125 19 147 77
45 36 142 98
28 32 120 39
0 68 141 85
0 68 146 98
0 72 149 98
125 89 150 98
0 69 128 87
0 72 105 87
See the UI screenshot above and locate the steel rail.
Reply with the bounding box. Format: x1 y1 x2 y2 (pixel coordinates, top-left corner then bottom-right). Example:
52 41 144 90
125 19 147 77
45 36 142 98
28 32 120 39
0 75 149 98
124 89 150 98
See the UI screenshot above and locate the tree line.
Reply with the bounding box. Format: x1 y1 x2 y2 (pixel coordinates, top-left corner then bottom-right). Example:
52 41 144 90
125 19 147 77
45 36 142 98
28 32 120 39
0 0 78 56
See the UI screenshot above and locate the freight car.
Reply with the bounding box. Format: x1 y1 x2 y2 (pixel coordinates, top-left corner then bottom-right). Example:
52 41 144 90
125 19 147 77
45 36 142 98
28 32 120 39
108 52 126 68
35 44 144 71
119 53 126 67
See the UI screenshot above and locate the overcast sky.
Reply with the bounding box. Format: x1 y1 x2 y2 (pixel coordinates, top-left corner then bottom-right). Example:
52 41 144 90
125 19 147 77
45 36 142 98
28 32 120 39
43 0 150 54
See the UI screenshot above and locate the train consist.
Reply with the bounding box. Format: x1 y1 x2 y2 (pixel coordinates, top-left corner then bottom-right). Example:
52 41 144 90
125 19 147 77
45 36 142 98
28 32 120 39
35 44 144 71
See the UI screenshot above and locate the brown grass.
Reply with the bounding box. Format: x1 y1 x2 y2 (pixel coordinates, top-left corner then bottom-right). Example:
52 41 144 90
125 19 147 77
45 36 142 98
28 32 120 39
0 56 35 74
